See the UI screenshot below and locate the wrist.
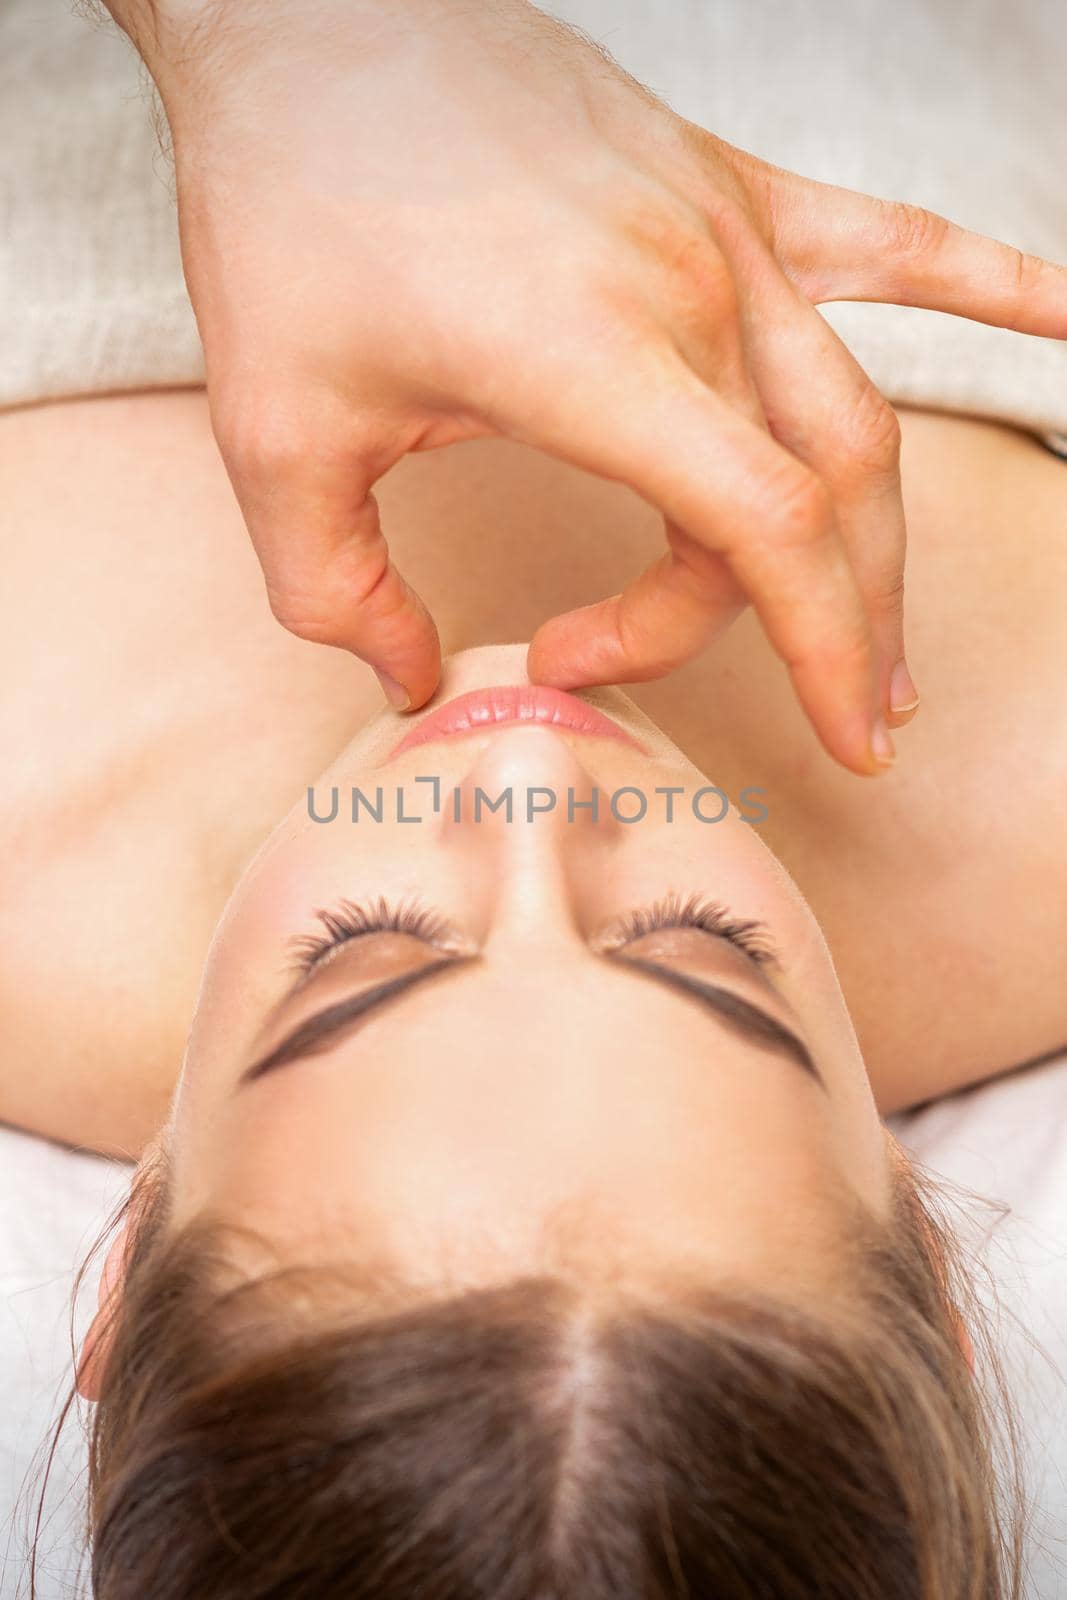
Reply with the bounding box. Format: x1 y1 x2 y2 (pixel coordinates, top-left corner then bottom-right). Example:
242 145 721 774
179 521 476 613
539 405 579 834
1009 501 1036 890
98 0 227 94
100 0 542 144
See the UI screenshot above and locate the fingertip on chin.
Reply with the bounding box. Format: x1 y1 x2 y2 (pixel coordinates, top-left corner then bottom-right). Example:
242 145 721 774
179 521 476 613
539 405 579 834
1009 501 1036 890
400 674 441 713
374 655 442 713
374 668 412 711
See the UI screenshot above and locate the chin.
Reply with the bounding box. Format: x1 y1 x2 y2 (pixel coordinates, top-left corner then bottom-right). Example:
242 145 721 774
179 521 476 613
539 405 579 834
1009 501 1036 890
435 643 643 726
437 643 533 690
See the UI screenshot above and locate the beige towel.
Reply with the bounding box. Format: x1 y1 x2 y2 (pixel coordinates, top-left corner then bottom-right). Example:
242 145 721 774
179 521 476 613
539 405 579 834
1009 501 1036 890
2 0 1065 451
0 0 203 408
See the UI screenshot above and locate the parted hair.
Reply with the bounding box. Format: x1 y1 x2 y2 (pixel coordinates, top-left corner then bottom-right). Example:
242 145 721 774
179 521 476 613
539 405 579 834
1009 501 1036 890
31 1146 1023 1600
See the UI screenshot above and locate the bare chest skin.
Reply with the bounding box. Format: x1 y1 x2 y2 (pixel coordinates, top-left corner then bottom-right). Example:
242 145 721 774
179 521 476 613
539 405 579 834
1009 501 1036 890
1 390 1064 1154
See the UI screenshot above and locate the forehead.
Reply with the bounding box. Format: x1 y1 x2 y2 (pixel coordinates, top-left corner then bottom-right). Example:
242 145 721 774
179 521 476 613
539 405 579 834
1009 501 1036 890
169 954 848 1266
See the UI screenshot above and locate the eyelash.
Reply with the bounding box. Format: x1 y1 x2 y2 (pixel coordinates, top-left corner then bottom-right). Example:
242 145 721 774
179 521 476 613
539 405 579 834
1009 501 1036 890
292 890 775 974
597 892 775 966
291 896 462 974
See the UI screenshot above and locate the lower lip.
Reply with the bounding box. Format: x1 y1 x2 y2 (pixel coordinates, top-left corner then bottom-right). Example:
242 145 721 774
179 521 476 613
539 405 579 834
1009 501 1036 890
386 685 646 757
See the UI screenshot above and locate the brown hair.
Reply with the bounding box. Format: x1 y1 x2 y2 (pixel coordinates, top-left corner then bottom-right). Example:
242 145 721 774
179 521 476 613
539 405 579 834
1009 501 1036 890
31 1146 1024 1600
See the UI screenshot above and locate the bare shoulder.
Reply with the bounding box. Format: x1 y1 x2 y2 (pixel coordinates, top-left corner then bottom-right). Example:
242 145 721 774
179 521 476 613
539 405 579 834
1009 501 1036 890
632 410 1067 1112
825 411 1067 1109
0 388 648 1155
0 392 373 1157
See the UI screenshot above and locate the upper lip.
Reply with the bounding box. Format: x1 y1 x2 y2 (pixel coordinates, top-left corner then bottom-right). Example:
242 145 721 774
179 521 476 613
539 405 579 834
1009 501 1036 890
385 685 646 759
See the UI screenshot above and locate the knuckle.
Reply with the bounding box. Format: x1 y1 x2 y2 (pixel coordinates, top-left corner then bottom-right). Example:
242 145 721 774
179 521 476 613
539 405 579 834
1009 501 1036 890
614 603 683 679
667 232 738 311
617 189 696 259
214 392 372 484
789 622 871 677
1009 246 1048 299
262 572 350 646
619 193 738 316
831 628 874 676
760 464 834 547
868 566 906 620
216 405 313 482
837 386 903 479
881 199 949 261
264 547 388 647
265 588 345 647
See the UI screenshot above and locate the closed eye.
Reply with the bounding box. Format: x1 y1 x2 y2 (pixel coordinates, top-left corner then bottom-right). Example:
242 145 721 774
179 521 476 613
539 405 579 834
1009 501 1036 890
290 895 468 979
290 890 778 980
244 896 814 1088
593 891 778 969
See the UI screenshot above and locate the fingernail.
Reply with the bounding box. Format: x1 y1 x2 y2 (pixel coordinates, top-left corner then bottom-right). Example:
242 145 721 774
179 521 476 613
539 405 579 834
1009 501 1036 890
889 658 920 717
375 669 410 712
871 716 896 770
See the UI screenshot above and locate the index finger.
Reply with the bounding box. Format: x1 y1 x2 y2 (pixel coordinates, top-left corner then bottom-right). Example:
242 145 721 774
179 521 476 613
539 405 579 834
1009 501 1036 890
525 348 890 776
211 392 442 710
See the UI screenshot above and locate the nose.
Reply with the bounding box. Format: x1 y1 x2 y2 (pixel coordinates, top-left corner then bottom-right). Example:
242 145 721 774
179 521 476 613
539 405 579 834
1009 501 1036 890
434 725 624 945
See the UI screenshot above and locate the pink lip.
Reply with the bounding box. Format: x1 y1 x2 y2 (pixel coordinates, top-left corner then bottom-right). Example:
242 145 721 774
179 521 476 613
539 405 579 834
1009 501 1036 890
386 685 646 758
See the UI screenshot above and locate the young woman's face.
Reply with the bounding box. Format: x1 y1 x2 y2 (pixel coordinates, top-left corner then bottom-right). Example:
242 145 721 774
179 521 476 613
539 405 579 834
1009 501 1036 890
165 646 893 1296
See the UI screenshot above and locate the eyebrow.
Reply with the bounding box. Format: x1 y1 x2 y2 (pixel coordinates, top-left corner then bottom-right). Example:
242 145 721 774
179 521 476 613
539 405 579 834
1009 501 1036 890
238 952 823 1089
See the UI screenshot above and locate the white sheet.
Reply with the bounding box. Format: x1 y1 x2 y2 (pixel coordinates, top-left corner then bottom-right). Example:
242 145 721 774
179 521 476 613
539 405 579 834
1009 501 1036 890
3 1055 1067 1598
0 1134 128 1600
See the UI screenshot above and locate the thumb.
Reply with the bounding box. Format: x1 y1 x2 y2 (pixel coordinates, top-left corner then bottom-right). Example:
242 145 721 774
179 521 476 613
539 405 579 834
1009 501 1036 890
217 406 441 709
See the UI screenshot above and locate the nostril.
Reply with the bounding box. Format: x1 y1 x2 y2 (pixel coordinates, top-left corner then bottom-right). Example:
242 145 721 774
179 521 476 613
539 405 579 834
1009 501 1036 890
456 723 607 805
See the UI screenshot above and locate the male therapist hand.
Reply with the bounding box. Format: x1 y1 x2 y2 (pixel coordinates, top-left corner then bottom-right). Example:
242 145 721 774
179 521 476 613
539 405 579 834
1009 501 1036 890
102 0 1067 774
